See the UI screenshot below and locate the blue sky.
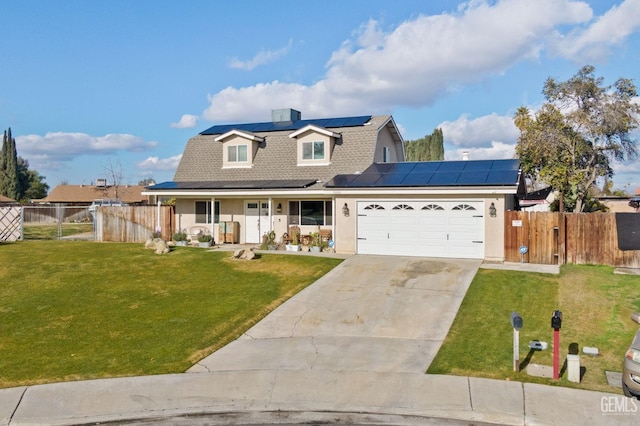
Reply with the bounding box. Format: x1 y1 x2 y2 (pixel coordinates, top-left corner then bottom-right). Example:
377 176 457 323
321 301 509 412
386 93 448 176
2 0 640 192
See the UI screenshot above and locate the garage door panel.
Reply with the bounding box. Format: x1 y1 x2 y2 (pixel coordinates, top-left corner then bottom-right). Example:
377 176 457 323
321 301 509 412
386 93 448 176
357 200 485 259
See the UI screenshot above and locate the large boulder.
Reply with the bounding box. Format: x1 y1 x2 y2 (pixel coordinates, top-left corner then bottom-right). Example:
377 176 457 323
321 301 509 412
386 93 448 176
232 248 256 260
145 238 170 255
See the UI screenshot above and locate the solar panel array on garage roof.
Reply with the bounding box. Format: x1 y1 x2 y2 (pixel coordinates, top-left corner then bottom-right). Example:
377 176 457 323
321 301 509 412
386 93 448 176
148 179 318 191
324 159 520 188
199 115 372 135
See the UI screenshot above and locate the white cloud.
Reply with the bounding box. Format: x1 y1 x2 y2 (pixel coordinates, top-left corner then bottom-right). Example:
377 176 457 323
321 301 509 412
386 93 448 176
439 113 519 148
200 0 599 122
550 0 640 62
137 154 182 171
15 132 157 170
170 114 198 129
228 39 293 71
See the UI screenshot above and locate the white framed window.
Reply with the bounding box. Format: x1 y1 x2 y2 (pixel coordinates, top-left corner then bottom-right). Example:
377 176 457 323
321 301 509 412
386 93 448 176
227 145 248 163
383 146 391 162
288 200 332 226
302 141 325 160
195 201 220 224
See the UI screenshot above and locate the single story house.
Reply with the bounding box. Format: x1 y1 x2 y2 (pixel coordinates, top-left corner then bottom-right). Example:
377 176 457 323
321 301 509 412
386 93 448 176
0 194 18 205
145 109 523 261
34 181 150 206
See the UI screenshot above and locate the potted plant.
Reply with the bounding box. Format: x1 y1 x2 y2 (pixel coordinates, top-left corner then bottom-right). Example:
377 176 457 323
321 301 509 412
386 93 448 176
197 233 213 248
310 231 322 253
260 230 277 250
173 231 188 247
287 230 300 252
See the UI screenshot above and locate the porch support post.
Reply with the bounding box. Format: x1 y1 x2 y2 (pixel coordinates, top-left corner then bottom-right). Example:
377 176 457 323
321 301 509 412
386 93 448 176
210 197 216 237
331 196 336 248
156 199 161 233
268 197 273 231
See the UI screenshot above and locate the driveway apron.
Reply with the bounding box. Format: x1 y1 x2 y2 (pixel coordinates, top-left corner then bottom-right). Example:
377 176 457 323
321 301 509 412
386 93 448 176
189 255 481 374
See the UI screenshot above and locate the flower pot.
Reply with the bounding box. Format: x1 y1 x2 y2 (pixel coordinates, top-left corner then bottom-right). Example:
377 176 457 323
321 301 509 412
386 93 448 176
310 246 322 253
287 244 300 252
176 241 187 247
198 242 211 248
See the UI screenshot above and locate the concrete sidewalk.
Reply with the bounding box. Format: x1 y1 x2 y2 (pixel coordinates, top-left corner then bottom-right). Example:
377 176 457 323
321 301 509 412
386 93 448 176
3 370 636 425
1 256 637 425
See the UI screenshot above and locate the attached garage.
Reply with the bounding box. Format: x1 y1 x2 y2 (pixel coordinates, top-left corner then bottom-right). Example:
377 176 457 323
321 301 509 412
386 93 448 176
357 200 485 259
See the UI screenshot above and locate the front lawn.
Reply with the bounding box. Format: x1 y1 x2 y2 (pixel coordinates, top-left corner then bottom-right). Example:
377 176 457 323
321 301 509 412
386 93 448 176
428 265 640 394
0 241 342 388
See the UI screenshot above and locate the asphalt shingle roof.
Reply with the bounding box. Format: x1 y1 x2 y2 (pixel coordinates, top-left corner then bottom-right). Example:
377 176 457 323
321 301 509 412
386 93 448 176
173 115 394 184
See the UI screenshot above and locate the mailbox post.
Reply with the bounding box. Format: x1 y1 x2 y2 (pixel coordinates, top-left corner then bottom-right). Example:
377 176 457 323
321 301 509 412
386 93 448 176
511 312 523 371
551 310 562 380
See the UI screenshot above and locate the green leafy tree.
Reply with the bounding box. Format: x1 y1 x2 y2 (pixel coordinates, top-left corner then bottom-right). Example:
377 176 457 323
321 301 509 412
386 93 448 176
404 128 444 161
17 157 49 201
514 66 640 212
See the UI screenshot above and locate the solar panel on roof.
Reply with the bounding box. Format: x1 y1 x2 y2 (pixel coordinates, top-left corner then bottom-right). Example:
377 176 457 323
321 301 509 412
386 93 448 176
375 173 408 186
399 172 434 186
485 171 519 184
349 173 382 186
461 161 492 171
200 115 372 135
490 159 520 170
436 161 466 172
456 171 490 185
410 162 441 173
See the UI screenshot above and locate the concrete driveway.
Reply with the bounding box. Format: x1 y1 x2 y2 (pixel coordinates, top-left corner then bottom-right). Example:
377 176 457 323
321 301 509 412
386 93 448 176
189 255 481 374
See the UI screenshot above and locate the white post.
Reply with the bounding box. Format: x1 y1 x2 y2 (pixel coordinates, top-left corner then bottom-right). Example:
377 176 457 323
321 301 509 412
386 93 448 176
156 200 161 234
268 197 273 231
513 328 520 372
210 198 216 237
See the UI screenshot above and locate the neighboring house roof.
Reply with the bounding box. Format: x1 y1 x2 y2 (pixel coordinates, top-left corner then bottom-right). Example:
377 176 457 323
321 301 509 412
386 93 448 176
521 186 553 201
35 185 149 204
172 114 401 184
325 159 521 188
0 194 17 204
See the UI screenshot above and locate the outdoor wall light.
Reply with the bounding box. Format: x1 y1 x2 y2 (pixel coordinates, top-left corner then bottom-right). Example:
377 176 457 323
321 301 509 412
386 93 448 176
489 202 497 218
342 203 350 217
276 203 282 213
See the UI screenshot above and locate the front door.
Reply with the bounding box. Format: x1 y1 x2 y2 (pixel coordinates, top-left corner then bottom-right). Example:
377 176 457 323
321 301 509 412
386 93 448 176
245 201 271 243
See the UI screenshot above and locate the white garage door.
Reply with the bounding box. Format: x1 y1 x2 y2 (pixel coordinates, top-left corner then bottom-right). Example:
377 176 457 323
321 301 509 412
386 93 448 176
357 200 484 259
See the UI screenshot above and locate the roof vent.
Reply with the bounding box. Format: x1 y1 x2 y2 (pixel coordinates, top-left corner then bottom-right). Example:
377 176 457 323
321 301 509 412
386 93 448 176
462 151 470 161
271 108 301 123
96 178 107 188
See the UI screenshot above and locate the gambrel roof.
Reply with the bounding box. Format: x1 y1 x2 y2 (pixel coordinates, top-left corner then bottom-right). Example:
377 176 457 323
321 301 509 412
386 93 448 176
173 115 402 185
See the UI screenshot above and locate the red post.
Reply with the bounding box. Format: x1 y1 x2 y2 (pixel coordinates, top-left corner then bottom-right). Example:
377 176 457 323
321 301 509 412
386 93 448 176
553 328 560 380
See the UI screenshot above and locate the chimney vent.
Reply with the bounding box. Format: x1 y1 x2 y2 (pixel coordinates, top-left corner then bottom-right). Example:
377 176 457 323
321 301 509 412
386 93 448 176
271 108 301 123
462 151 470 161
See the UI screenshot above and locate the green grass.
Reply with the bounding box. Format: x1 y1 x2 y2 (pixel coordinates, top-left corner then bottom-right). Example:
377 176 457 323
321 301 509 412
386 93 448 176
23 223 94 239
428 265 640 394
0 241 342 388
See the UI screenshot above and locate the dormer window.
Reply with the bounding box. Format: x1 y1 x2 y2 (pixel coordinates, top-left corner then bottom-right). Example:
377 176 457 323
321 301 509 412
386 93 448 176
302 141 325 160
289 125 339 166
215 129 264 169
228 145 248 163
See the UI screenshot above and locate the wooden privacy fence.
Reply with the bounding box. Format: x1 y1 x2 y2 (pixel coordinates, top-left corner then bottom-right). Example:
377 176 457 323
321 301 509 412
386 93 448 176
94 205 174 242
505 211 640 268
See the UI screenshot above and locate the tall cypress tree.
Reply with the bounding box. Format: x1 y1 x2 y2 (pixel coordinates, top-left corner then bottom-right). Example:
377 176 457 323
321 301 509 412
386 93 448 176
404 128 445 161
0 128 20 199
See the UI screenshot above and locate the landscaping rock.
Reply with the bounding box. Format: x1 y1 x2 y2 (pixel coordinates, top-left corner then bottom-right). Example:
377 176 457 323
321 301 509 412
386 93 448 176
232 248 256 260
145 238 170 255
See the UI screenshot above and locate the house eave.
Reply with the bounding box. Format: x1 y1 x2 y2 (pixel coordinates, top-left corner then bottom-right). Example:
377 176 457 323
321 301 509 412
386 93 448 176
143 185 517 198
